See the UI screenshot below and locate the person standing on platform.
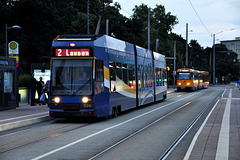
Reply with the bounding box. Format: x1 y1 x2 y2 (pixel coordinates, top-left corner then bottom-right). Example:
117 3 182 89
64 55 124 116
30 73 37 106
44 80 50 101
37 77 45 104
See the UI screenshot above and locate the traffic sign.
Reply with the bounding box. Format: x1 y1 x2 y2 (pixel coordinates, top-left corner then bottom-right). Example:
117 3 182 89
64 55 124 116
9 41 19 54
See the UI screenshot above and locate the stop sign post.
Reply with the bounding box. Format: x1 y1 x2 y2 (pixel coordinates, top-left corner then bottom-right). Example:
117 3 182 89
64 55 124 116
8 41 19 71
9 41 19 54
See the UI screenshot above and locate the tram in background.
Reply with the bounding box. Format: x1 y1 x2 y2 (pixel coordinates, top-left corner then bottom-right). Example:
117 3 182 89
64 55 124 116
48 35 167 118
176 68 209 91
176 68 198 91
197 71 203 89
201 71 209 88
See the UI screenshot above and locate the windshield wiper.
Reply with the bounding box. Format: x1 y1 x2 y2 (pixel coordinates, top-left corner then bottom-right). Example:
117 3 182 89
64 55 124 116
73 79 91 95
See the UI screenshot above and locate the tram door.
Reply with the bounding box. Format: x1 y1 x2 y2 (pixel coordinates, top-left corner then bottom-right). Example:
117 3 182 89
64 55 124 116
0 70 3 107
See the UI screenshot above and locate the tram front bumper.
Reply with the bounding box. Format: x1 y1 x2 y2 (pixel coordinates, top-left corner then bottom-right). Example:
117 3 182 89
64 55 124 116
49 108 96 117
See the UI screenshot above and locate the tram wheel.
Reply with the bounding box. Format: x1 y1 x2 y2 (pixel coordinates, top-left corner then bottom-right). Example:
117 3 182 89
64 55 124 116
163 94 167 99
112 106 120 117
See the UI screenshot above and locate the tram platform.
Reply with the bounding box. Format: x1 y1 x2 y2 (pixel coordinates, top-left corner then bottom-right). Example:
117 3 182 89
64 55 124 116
0 103 49 132
184 87 240 160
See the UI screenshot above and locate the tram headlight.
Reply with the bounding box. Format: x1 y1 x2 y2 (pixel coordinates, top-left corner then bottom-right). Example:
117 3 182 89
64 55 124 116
187 83 190 85
178 83 181 85
82 97 89 103
53 97 60 103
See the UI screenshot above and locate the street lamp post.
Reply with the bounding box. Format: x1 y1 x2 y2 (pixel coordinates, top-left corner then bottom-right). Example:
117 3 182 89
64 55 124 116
186 23 188 67
212 31 223 85
5 24 21 108
5 24 21 57
185 23 193 67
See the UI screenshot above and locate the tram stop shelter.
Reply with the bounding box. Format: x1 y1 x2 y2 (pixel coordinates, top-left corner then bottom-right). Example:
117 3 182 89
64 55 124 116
0 56 18 110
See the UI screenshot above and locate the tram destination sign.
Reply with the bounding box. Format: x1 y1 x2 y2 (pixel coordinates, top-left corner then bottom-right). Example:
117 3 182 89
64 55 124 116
55 49 90 57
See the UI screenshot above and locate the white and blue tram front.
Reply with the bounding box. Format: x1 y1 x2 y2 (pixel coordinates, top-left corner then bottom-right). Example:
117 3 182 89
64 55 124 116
49 36 110 117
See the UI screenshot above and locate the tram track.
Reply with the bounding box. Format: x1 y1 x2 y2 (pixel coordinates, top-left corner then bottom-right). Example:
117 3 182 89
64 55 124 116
159 90 222 160
88 101 193 160
29 90 207 160
88 89 222 160
1 89 222 160
0 90 184 155
0 119 92 154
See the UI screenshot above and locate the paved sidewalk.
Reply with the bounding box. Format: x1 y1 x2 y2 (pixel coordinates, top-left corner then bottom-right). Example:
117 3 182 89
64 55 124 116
184 88 240 160
0 104 50 132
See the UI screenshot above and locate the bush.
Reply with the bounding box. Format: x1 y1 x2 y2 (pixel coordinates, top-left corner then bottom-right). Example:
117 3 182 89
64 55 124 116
19 74 30 87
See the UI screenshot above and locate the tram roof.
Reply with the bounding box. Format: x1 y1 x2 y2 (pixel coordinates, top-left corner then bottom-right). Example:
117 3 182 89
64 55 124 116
53 35 165 59
94 35 135 54
177 68 198 72
54 34 135 54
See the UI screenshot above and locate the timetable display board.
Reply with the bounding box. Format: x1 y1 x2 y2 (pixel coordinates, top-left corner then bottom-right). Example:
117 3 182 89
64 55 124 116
34 69 50 84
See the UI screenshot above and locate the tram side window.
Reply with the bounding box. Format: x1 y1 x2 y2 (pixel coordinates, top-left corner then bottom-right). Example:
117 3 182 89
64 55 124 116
129 64 135 88
142 65 146 88
155 68 160 86
204 75 209 82
110 61 116 92
149 65 153 87
116 62 122 80
163 69 167 86
123 63 128 85
160 68 163 86
200 74 203 80
146 65 149 87
95 60 104 94
194 73 197 80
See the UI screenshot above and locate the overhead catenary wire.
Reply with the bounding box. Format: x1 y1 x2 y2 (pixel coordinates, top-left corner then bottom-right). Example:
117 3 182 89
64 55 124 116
121 8 132 17
188 0 211 37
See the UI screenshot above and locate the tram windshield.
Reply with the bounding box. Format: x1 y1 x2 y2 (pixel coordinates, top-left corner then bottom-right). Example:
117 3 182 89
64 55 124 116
51 59 92 95
177 72 192 80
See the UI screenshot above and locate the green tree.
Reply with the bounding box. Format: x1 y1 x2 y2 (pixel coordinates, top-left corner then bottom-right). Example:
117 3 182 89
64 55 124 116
215 44 239 83
128 4 178 51
189 40 205 69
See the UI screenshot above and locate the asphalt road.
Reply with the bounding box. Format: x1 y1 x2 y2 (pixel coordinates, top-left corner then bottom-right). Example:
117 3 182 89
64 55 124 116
0 87 223 160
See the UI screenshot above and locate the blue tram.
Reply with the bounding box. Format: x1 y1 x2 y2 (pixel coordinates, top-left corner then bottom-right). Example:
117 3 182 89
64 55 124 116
48 35 167 118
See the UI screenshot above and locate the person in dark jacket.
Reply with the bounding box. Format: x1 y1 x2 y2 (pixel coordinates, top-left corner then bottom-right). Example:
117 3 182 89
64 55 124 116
37 77 45 104
30 73 37 106
44 80 50 100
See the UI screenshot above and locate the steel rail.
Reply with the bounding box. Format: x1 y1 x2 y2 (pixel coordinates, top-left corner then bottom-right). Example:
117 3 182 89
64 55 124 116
88 90 221 160
0 120 90 154
88 100 195 160
159 90 223 160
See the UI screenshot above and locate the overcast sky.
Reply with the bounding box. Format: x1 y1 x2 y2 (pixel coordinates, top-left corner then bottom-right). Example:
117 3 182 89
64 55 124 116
112 0 240 48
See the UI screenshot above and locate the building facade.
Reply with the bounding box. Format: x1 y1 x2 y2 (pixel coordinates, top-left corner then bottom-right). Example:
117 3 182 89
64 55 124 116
221 37 240 61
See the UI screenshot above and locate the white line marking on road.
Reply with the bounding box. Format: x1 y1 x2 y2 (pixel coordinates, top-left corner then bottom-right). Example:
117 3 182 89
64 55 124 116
215 89 231 160
32 91 204 160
